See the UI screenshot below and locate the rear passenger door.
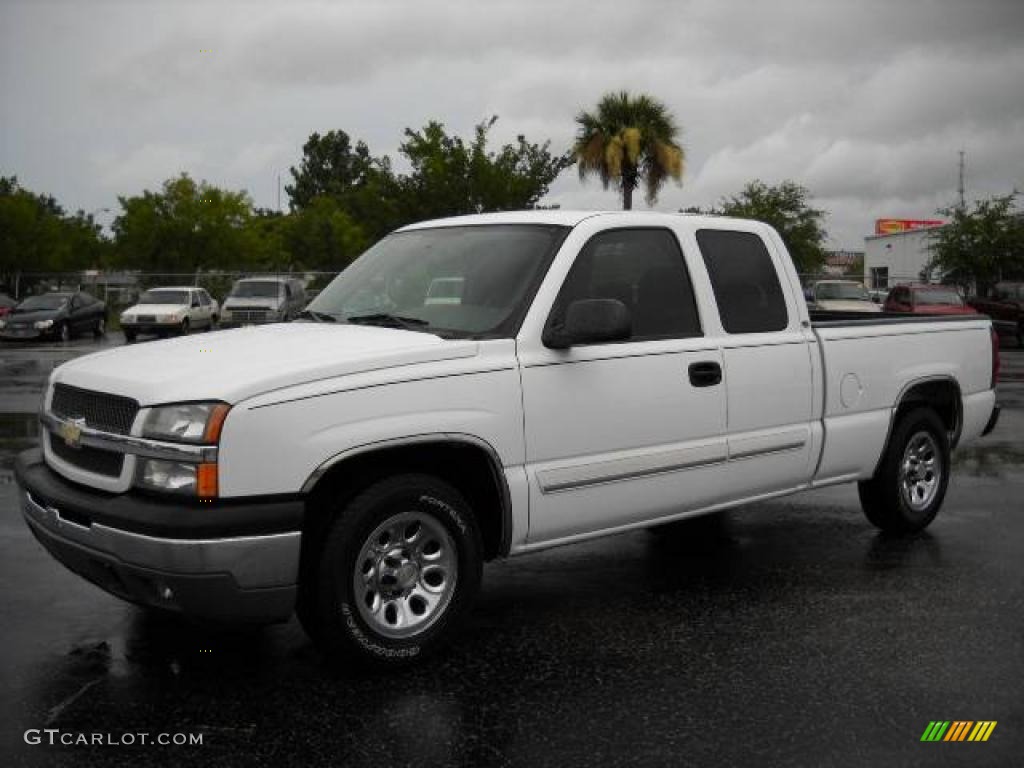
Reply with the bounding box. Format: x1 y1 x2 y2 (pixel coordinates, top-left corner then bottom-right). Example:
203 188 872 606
694 228 816 497
519 226 728 543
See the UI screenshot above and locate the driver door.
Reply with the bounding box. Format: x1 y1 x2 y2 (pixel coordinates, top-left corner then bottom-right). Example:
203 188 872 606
518 226 728 544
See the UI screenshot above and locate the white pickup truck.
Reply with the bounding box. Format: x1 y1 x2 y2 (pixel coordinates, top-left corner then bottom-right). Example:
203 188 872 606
16 211 1001 668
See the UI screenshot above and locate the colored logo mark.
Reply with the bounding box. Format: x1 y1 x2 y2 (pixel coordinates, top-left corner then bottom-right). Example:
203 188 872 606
920 721 997 742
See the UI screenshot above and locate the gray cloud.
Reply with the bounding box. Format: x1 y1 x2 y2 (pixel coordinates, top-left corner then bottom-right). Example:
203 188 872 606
2 0 1022 247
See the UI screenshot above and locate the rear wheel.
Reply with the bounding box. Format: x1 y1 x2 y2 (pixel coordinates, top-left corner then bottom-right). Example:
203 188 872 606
858 407 950 533
299 474 482 670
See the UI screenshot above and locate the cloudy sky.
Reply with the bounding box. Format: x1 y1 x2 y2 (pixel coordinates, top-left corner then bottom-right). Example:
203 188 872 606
2 0 1022 248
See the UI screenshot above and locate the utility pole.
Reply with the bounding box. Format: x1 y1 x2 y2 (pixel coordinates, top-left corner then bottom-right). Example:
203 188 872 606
277 173 282 213
957 150 966 211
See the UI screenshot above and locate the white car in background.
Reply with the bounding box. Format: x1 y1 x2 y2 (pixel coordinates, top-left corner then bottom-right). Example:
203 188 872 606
120 286 219 342
808 280 882 313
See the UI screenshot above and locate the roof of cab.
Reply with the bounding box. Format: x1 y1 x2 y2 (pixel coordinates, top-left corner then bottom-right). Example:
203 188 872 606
396 210 754 232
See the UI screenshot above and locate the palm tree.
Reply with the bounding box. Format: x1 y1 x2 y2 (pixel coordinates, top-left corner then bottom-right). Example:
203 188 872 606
574 91 685 210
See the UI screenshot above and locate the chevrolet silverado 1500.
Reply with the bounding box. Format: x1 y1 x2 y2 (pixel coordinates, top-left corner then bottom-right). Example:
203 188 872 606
16 211 1001 668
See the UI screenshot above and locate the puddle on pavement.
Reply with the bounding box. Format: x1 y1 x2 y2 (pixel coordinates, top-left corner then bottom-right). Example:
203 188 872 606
0 412 39 440
953 443 1024 478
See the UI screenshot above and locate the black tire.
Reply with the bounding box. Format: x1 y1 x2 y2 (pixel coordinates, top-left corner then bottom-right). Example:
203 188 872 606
57 321 70 343
123 329 136 343
179 318 190 336
858 407 950 533
300 473 482 670
93 316 106 338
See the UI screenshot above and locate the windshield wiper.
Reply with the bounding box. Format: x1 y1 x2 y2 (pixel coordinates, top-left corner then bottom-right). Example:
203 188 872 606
295 309 338 323
346 313 431 331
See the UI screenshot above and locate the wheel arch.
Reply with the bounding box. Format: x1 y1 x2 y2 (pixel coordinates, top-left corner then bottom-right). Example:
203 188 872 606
873 375 962 476
300 434 513 566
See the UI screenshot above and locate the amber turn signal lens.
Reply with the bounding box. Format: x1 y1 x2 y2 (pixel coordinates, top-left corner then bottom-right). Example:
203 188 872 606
203 404 231 443
197 463 218 498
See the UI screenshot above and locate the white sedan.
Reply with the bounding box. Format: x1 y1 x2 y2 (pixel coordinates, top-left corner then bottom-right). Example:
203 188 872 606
120 287 219 342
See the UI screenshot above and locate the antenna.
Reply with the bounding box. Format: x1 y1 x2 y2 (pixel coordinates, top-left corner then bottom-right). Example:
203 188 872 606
957 150 966 210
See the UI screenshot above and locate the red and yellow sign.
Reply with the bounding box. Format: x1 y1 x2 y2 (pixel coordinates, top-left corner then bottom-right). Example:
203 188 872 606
875 218 945 235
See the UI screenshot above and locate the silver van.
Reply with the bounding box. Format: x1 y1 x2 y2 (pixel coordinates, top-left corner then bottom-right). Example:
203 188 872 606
220 277 306 327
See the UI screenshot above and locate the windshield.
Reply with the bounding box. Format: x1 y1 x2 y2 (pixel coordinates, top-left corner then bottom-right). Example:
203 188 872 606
231 281 283 299
916 288 963 306
816 283 870 301
17 294 69 311
307 224 569 337
140 289 189 305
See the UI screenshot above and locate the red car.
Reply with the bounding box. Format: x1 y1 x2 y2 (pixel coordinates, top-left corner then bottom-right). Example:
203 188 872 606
0 293 16 318
883 284 974 316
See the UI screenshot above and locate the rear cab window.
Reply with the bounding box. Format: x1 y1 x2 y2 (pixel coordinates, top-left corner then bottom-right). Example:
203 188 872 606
695 229 789 333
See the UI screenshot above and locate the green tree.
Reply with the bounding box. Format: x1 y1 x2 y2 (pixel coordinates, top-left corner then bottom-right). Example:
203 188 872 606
0 176 108 291
397 117 572 220
281 196 367 272
112 174 255 273
927 193 1024 295
574 91 684 210
714 180 828 275
285 130 400 241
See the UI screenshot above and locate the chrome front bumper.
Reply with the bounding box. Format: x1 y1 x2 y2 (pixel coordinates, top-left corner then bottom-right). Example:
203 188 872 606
17 452 302 623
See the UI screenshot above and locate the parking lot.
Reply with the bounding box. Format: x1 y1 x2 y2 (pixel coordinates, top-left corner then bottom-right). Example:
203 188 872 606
1 334 1022 767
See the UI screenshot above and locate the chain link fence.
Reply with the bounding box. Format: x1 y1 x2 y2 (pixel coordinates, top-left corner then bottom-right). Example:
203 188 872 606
3 271 342 313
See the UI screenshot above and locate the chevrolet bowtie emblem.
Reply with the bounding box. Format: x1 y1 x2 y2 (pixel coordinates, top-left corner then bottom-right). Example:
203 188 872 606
58 417 86 448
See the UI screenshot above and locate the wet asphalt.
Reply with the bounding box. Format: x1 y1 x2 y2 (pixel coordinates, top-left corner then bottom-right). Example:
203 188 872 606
1 334 1022 768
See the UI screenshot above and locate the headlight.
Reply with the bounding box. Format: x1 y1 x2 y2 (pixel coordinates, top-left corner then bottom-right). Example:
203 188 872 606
137 402 228 498
34 319 54 329
143 402 229 443
159 314 178 323
135 459 219 497
0 319 6 329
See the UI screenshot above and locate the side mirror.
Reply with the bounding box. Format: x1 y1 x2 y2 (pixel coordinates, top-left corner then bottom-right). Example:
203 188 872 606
543 298 631 349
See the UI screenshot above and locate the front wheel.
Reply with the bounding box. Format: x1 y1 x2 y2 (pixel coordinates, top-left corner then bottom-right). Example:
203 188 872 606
93 317 106 338
858 407 950 533
300 474 482 669
179 318 190 336
57 322 70 342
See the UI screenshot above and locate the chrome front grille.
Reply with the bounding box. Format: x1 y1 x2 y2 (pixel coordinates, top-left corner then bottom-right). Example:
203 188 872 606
49 435 125 477
51 383 139 436
230 308 269 323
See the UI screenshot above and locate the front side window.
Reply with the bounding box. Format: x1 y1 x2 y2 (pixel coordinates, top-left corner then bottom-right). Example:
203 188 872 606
915 287 963 306
816 283 871 302
696 229 789 333
139 290 190 305
17 294 69 311
547 228 701 342
308 224 569 338
231 281 284 299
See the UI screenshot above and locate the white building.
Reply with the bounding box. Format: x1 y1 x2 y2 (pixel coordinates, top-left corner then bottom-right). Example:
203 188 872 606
863 227 943 289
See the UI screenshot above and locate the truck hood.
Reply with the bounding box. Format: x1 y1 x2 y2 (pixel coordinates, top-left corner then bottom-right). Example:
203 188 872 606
815 299 882 312
223 297 281 309
52 323 478 406
123 303 187 316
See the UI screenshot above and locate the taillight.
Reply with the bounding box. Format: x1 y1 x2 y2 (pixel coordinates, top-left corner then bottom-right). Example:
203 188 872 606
991 327 1000 389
